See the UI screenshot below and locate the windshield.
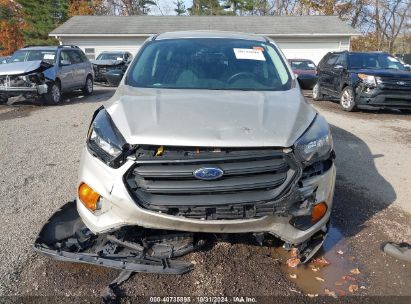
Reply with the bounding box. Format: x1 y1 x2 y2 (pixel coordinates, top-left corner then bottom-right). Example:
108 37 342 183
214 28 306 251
290 60 316 70
97 53 124 60
127 38 291 91
348 53 405 70
9 50 56 64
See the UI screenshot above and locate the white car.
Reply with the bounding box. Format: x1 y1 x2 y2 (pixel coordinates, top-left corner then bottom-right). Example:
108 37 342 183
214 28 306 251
35 31 336 274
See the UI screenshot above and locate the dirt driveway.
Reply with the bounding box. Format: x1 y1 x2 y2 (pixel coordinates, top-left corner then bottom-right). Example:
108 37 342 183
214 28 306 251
0 87 409 302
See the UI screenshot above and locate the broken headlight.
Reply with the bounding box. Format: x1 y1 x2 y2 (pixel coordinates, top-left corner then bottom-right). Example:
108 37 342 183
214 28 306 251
87 108 127 168
294 115 333 164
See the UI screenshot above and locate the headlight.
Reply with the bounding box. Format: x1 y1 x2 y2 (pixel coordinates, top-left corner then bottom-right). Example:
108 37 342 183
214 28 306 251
87 108 127 168
294 115 333 164
358 74 379 87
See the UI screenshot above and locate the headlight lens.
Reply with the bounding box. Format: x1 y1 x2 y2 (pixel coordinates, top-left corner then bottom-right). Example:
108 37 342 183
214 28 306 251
358 73 378 86
87 108 126 167
294 115 333 164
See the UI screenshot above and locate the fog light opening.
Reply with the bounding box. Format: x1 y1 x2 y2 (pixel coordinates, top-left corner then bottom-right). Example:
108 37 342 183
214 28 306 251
78 183 101 212
311 202 327 224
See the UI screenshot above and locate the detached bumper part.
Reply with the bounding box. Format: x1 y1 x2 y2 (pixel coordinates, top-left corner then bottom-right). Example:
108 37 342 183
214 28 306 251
34 201 198 275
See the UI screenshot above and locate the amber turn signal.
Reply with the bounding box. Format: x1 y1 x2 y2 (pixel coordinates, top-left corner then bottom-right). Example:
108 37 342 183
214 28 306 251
78 183 100 212
311 202 327 224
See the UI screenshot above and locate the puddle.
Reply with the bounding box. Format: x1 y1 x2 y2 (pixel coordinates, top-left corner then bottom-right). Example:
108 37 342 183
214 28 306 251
274 226 366 296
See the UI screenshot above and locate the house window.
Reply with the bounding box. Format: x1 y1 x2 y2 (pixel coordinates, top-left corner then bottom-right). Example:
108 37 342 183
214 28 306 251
84 48 95 60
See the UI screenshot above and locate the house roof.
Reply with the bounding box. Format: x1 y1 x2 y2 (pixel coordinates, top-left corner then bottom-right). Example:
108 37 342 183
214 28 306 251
50 15 359 37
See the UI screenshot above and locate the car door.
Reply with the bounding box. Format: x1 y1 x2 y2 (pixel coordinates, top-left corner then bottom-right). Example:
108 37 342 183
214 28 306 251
320 53 340 94
329 53 347 96
68 50 86 88
58 50 74 91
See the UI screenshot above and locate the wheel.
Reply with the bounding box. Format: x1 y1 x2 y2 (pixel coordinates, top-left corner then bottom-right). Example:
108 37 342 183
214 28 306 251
340 86 357 112
312 83 324 101
0 96 8 104
82 75 93 96
44 82 61 105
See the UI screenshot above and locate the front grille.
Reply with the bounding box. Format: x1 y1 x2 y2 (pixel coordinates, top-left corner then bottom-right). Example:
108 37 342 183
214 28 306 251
379 78 411 90
124 147 301 220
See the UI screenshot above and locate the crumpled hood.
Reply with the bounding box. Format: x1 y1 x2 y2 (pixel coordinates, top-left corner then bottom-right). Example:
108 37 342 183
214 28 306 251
91 59 123 66
0 60 52 76
106 85 317 148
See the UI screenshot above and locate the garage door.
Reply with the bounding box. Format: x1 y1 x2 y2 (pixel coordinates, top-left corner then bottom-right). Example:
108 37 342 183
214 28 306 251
277 41 341 64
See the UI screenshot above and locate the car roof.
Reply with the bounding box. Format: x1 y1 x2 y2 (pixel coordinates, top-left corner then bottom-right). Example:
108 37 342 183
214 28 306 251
20 46 59 51
155 30 267 42
100 51 127 54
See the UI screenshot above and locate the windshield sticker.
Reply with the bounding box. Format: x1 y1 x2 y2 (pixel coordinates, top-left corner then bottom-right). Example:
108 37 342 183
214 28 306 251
233 48 265 61
253 46 265 52
43 54 55 60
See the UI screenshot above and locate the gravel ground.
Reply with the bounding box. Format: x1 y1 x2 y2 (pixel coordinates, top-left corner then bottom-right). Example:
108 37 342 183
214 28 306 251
0 87 410 302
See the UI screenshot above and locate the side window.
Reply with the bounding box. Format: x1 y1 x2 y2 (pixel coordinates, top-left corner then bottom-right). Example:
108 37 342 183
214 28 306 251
68 50 82 64
318 54 330 69
335 54 347 66
59 50 72 65
79 51 89 62
326 54 339 67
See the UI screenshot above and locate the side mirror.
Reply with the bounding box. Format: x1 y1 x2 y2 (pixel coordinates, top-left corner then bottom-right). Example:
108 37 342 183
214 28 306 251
404 65 411 72
60 60 71 66
105 69 124 86
334 64 344 70
297 74 318 90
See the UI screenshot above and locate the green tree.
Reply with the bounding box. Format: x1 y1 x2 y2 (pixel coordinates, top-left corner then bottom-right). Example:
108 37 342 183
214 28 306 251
174 0 186 15
188 0 224 15
16 0 69 45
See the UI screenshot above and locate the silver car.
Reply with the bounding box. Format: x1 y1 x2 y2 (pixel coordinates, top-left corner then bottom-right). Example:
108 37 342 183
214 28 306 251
35 32 336 274
0 45 94 104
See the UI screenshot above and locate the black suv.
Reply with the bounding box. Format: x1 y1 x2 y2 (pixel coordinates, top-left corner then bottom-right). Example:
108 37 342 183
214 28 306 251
313 51 411 111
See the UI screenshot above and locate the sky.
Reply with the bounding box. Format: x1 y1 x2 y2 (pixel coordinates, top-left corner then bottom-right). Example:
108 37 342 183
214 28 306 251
149 0 193 15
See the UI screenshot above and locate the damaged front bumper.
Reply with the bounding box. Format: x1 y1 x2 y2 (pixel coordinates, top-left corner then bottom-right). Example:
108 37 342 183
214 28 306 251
34 201 201 274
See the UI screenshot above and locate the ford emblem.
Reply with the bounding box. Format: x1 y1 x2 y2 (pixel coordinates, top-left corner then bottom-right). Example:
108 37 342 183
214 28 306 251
193 167 224 180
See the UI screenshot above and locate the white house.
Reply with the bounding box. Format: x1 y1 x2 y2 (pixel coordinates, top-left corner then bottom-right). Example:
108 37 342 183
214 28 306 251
50 15 359 64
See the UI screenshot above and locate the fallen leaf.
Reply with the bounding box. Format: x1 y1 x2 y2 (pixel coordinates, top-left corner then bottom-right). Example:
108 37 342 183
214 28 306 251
290 248 298 258
348 256 356 261
312 257 330 267
349 284 359 293
335 281 344 286
350 268 361 274
324 288 338 298
289 274 297 279
315 276 325 282
360 286 366 290
311 266 320 272
307 294 318 298
337 250 344 255
286 257 301 268
336 288 347 296
342 275 356 281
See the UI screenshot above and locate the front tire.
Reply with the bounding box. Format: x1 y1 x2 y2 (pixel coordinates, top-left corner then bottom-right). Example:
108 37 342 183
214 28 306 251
82 75 93 96
312 83 324 101
44 82 61 105
340 86 357 112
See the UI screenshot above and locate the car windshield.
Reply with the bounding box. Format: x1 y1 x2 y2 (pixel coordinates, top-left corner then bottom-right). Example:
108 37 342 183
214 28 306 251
97 53 124 60
290 60 316 70
127 38 291 91
9 50 56 64
348 53 405 70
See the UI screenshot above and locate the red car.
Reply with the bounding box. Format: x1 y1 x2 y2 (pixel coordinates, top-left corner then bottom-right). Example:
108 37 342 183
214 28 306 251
289 59 318 90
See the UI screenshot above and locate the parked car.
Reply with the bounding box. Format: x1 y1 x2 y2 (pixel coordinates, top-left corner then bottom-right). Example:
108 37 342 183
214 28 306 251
0 56 10 64
35 31 336 274
313 51 411 111
91 51 132 84
289 58 318 89
0 45 94 105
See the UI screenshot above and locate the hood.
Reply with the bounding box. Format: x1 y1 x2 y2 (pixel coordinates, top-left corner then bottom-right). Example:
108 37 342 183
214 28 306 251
91 59 124 66
105 85 317 148
350 68 411 78
0 60 53 76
